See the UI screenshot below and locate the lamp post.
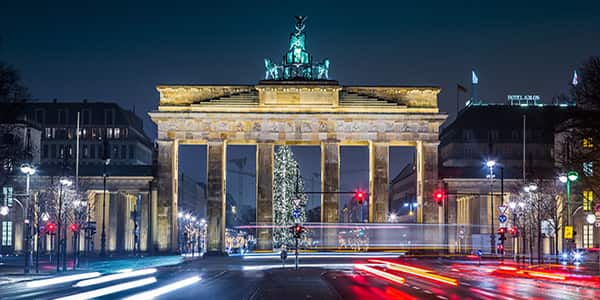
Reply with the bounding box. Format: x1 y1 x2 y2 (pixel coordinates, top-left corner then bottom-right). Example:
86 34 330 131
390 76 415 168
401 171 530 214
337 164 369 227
559 171 578 252
524 183 539 263
486 160 496 255
20 164 36 274
57 178 72 272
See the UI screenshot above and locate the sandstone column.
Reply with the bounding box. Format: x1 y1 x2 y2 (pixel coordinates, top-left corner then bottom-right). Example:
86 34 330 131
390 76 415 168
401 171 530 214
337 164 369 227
157 140 178 252
416 141 440 224
369 142 389 223
206 140 226 253
256 143 274 250
321 141 340 223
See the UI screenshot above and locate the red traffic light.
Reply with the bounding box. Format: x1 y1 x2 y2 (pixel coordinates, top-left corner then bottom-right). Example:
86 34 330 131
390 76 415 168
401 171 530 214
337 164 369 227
46 222 56 233
498 227 506 234
509 226 518 236
433 189 446 203
294 224 302 234
354 190 366 204
70 223 78 232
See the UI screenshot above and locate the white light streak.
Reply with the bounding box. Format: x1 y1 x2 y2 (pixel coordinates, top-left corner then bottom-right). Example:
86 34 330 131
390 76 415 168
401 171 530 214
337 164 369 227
27 272 101 288
55 277 156 300
123 275 201 300
73 268 157 287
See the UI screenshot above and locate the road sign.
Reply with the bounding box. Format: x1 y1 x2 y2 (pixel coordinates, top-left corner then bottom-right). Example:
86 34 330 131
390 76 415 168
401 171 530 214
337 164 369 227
498 205 507 214
477 249 483 256
498 214 507 223
293 199 301 207
292 209 301 219
564 226 573 239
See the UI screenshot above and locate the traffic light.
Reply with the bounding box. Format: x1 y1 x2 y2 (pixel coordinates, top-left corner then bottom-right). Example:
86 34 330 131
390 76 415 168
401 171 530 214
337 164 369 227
70 223 78 232
354 190 366 205
509 226 518 237
292 223 304 238
46 222 56 234
433 189 446 205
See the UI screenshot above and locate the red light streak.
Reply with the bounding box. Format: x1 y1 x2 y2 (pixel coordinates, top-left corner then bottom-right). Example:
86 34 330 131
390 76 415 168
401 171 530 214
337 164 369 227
354 264 406 285
369 259 459 286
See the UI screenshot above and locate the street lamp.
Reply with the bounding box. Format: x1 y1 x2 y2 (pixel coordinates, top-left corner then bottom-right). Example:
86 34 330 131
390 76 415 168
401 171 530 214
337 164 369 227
485 159 496 255
0 205 8 216
586 213 596 225
559 171 578 252
20 164 36 274
388 213 398 223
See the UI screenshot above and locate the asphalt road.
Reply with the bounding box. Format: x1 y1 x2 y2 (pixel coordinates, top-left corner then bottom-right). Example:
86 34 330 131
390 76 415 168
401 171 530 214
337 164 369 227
1 254 599 299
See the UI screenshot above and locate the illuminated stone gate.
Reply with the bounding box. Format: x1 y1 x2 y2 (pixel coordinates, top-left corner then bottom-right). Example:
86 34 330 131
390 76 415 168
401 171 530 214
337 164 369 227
149 17 446 252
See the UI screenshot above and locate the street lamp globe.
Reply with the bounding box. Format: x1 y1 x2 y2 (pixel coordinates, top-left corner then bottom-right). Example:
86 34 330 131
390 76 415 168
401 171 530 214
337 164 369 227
0 206 8 216
178 212 184 218
389 213 398 222
586 213 596 224
558 175 568 183
509 202 517 209
524 186 530 193
20 164 36 176
185 213 191 220
567 171 579 182
191 216 197 222
200 218 206 224
518 202 525 208
529 183 538 191
486 160 496 168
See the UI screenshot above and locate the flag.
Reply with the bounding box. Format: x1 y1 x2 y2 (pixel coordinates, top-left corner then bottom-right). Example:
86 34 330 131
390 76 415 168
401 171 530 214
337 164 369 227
472 70 479 85
457 84 467 93
572 70 579 86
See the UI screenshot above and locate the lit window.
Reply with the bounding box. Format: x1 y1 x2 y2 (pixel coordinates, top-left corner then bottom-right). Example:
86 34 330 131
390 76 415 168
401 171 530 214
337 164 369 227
583 224 594 248
2 221 12 246
114 128 120 139
83 145 89 158
2 186 14 207
583 190 593 211
107 128 113 139
583 137 593 148
45 128 52 139
583 162 593 176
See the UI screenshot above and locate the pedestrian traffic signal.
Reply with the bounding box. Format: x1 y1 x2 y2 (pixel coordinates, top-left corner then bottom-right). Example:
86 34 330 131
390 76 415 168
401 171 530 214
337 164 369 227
354 190 366 205
46 222 56 233
498 227 506 234
70 223 78 232
292 223 304 238
509 226 518 237
433 189 446 204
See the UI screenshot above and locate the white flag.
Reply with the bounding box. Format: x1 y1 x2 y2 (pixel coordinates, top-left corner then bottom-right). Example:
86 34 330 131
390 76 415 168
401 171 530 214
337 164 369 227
472 70 479 85
572 70 579 86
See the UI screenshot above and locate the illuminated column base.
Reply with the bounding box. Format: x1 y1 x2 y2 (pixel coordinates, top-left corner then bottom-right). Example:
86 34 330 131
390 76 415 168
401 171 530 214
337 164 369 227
157 140 179 252
256 143 274 250
206 140 226 253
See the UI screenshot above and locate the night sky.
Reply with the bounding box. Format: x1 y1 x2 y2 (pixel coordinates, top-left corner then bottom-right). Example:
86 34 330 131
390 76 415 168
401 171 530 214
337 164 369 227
2 1 599 215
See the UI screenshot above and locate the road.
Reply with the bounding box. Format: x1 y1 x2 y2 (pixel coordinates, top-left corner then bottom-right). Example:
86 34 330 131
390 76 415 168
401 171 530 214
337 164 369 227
1 253 599 299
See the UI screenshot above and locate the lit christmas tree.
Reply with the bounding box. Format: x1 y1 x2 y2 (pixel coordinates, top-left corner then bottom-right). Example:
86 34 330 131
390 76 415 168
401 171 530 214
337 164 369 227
273 146 307 248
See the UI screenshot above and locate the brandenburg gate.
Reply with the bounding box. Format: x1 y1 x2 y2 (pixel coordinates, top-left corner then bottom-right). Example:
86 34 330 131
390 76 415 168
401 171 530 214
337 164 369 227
149 17 446 252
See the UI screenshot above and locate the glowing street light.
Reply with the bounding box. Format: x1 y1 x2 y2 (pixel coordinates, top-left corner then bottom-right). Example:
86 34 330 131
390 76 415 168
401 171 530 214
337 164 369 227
486 160 496 168
0 206 8 216
388 213 398 222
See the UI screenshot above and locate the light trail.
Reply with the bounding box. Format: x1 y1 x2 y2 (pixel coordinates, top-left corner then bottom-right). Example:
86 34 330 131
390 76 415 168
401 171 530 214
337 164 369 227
54 277 156 300
26 272 102 288
354 264 406 285
73 268 157 287
370 259 459 286
123 275 201 300
242 263 361 271
242 252 402 260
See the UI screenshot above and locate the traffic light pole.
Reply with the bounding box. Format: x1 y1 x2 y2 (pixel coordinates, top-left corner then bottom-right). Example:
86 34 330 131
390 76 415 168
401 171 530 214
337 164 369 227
295 236 299 270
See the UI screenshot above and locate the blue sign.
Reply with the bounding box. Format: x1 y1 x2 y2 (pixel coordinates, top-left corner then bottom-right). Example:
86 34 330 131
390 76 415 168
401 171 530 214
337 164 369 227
477 249 483 257
292 209 301 219
498 214 507 223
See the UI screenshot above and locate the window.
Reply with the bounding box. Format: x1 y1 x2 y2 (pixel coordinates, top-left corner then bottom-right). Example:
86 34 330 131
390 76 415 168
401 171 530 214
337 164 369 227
114 128 120 139
583 224 594 249
583 190 593 211
583 137 593 148
51 144 57 158
583 162 593 176
91 128 97 139
463 144 474 158
43 145 48 158
35 109 44 123
104 109 114 125
83 145 89 158
129 145 134 159
107 128 113 139
58 110 65 124
45 128 52 139
462 130 474 141
490 130 500 141
90 144 96 159
1 221 12 246
2 187 13 207
67 128 74 139
121 145 126 159
122 128 128 138
113 145 119 158
82 110 91 124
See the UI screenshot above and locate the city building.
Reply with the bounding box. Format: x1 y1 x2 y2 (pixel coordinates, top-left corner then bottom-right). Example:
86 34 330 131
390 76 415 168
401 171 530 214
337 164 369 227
388 161 417 222
440 101 574 254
